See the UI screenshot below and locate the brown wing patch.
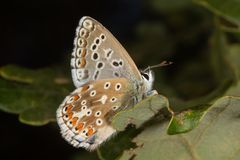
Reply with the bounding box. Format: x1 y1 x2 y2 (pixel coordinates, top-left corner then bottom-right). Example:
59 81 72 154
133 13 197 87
56 78 134 150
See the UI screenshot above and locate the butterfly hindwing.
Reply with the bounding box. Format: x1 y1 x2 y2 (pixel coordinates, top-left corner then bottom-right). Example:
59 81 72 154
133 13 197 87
56 78 135 150
71 16 142 88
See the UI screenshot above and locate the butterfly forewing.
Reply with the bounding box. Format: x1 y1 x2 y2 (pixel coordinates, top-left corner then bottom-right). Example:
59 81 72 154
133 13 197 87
56 78 135 150
71 16 142 88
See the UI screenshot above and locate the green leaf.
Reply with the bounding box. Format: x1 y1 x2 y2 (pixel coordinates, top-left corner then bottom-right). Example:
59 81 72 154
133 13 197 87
0 65 72 126
97 127 138 160
167 105 209 135
120 96 240 160
112 94 169 131
97 95 170 160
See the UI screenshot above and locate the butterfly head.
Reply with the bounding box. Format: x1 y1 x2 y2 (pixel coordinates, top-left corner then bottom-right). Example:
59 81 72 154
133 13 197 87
140 68 155 93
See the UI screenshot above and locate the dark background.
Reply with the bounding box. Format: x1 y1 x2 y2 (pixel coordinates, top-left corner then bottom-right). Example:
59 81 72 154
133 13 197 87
0 0 212 160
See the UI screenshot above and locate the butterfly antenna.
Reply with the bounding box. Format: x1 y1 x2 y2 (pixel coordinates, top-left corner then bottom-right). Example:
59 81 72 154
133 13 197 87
143 61 173 72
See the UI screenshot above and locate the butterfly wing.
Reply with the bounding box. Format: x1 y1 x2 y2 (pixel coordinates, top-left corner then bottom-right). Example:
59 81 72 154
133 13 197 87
71 16 142 88
56 78 136 150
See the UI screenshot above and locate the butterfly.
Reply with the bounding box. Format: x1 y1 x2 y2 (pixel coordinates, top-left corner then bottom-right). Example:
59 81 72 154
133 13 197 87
56 16 158 151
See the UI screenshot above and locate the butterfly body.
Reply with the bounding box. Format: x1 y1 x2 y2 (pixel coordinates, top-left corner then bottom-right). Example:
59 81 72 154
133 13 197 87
57 16 157 150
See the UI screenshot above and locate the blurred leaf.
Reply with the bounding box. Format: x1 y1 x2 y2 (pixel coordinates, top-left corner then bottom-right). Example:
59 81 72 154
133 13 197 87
195 0 240 29
148 0 191 12
0 65 72 126
120 96 240 160
227 44 240 79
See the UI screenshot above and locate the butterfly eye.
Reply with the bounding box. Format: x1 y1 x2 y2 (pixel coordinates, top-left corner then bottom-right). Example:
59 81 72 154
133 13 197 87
141 73 149 81
115 83 122 91
94 111 101 117
96 118 103 126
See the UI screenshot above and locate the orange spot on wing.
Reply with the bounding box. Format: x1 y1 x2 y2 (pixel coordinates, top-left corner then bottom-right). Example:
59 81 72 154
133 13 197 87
71 117 79 126
80 59 86 68
86 126 95 136
82 84 90 91
67 112 73 120
73 95 80 101
76 122 84 130
66 104 73 113
80 48 87 57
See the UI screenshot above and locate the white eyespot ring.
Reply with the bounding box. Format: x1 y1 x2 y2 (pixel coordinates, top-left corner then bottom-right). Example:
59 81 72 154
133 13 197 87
63 114 69 121
63 105 70 114
86 109 92 116
67 120 73 128
96 61 105 70
75 58 81 68
100 33 106 41
73 127 78 133
76 48 86 58
94 37 101 45
91 52 100 61
83 19 94 31
81 129 88 136
77 38 87 47
96 118 103 126
110 97 117 102
94 111 102 117
66 96 74 104
104 82 111 89
115 83 122 91
79 28 89 38
91 43 98 51
81 100 87 105
90 90 96 97
81 105 87 110
104 48 113 60
112 105 119 111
